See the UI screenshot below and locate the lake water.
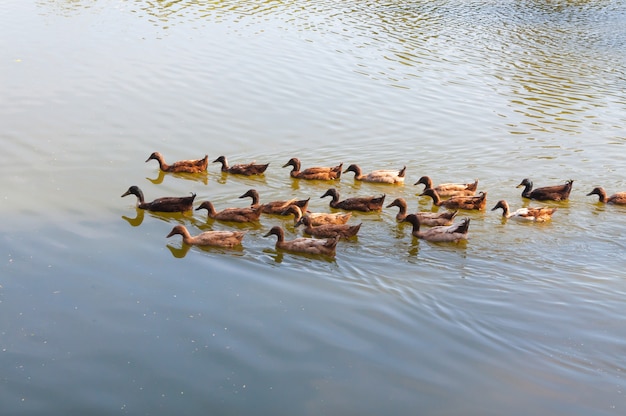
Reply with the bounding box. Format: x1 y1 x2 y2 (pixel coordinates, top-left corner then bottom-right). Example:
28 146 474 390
2 0 626 414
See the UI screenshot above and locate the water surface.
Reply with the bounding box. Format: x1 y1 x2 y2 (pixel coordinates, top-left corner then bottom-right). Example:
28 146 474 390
1 1 625 415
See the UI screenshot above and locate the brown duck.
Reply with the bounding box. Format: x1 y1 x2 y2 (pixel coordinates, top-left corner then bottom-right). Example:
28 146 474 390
420 188 487 210
166 225 245 247
283 205 352 226
402 214 470 242
239 189 310 215
121 185 196 213
264 226 338 256
321 188 385 212
195 201 263 223
386 197 458 225
282 157 342 180
517 178 573 201
343 164 406 184
212 155 269 176
586 187 626 205
491 200 557 222
145 151 209 173
414 176 478 197
296 215 362 239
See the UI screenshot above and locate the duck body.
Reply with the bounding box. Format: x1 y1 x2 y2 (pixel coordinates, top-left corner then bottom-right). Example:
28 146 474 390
517 178 573 201
386 197 458 225
321 188 385 212
587 187 626 205
491 200 557 222
121 186 196 213
343 164 406 184
414 176 478 197
283 205 352 226
421 188 487 210
239 189 310 215
402 214 470 242
282 157 342 180
296 216 362 239
195 201 263 223
213 155 269 176
166 225 245 247
264 226 338 256
145 152 209 173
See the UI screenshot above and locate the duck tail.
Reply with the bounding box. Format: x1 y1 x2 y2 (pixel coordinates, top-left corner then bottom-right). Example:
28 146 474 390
456 218 471 234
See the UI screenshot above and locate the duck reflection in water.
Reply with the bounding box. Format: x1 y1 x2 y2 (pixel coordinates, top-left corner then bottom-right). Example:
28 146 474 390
146 169 209 186
167 242 244 259
121 209 193 227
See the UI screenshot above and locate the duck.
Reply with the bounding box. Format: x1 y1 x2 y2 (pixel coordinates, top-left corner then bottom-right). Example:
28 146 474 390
212 155 269 176
121 185 196 213
386 197 458 225
343 164 406 184
282 205 352 226
517 178 573 201
420 188 487 211
282 157 342 180
195 201 263 223
320 188 385 212
491 200 557 222
295 215 362 239
586 187 626 205
264 226 338 256
166 225 245 247
402 214 470 242
414 176 478 197
145 151 209 173
239 189 310 215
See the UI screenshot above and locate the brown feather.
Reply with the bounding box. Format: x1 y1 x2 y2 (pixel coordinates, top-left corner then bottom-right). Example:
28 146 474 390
517 178 573 201
420 188 487 211
146 152 208 173
121 186 196 213
282 157 342 180
321 188 385 212
196 201 263 223
213 155 269 176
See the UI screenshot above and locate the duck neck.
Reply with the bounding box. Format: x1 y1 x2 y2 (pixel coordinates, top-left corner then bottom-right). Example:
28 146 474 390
395 201 407 219
245 192 260 207
152 155 169 171
410 218 422 235
134 188 145 205
288 159 301 174
499 203 510 218
328 192 340 206
351 166 363 180
180 229 194 244
289 206 302 223
428 191 442 206
521 182 533 198
204 202 217 217
274 229 285 244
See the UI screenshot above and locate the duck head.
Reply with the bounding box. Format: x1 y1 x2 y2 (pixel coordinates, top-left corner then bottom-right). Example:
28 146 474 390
320 188 339 200
145 152 162 163
166 225 187 238
282 157 300 170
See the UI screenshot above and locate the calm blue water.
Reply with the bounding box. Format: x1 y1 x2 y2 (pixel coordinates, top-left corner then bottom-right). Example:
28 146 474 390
1 1 625 415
